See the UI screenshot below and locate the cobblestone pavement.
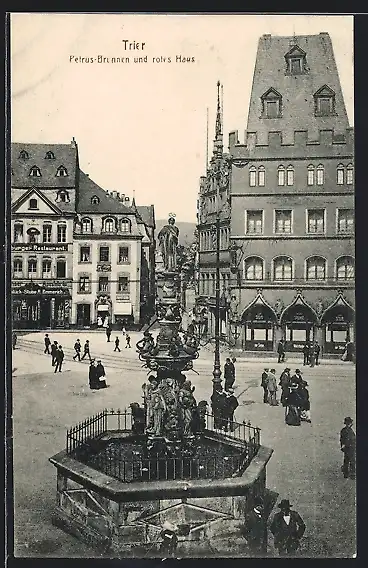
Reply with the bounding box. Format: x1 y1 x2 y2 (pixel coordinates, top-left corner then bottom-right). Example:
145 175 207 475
10 332 356 558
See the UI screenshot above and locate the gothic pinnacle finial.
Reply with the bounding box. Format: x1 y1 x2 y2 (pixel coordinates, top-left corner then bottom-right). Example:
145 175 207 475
215 80 222 139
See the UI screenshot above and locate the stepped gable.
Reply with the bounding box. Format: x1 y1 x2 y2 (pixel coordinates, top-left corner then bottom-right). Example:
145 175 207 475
246 33 350 145
77 171 132 214
11 142 78 189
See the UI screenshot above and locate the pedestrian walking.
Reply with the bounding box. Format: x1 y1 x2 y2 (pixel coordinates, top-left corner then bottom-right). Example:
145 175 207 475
54 345 64 373
73 339 81 361
261 368 269 403
267 368 278 406
106 324 112 343
224 357 236 390
121 321 127 335
81 340 92 361
95 359 108 389
309 341 316 368
340 417 356 479
270 499 306 556
125 333 131 348
279 368 291 407
89 360 98 390
314 341 321 365
44 333 51 354
277 339 285 363
114 336 121 352
222 388 239 431
285 382 302 426
243 499 267 555
51 341 58 366
302 342 310 366
12 331 17 349
299 381 311 423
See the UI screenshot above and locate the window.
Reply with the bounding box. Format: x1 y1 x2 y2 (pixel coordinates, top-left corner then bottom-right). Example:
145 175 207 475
28 258 37 275
56 165 68 177
336 257 354 280
56 259 66 278
337 164 344 185
274 257 293 281
42 224 52 243
29 198 38 210
80 246 91 262
246 210 263 234
42 259 52 278
261 88 282 119
249 166 256 187
316 165 324 185
278 166 285 186
45 151 55 159
13 258 23 277
98 276 109 292
19 150 29 159
91 195 100 205
307 165 315 186
319 98 333 115
117 276 129 293
337 209 354 233
27 228 40 243
284 45 307 75
120 218 131 232
56 190 70 203
118 246 129 263
103 218 116 232
78 276 91 293
13 224 23 243
306 256 326 281
314 85 335 117
258 166 265 186
57 224 67 243
286 166 294 186
290 58 302 74
275 210 292 233
29 166 41 177
244 257 263 280
81 218 92 233
266 101 278 118
346 164 354 185
307 209 325 234
99 246 109 262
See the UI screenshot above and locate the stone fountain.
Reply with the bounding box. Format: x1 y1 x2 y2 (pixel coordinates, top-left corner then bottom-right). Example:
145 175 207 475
49 215 273 557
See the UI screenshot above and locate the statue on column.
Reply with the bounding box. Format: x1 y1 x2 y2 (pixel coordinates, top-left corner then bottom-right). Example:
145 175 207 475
157 214 180 272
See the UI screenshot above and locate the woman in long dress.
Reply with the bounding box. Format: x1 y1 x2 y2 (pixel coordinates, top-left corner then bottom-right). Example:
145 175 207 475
285 383 302 426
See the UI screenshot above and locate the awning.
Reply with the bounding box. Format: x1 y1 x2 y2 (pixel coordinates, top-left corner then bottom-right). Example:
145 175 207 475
97 305 109 312
114 302 132 315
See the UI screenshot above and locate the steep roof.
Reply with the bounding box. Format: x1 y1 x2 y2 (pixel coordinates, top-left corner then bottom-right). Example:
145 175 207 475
136 205 155 228
77 171 133 215
11 142 78 188
246 33 350 144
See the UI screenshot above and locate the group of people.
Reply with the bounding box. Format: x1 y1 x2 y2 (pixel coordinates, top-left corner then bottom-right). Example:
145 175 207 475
261 367 311 426
44 334 65 373
88 359 109 390
302 341 321 367
105 323 131 350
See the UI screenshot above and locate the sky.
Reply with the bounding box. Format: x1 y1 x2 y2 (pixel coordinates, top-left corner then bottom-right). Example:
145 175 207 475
11 14 354 222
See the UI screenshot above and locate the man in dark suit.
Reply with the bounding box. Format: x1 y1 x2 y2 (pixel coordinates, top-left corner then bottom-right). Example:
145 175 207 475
261 368 269 403
54 345 64 373
224 357 236 390
243 499 267 555
51 341 58 366
44 334 51 354
340 417 356 479
277 340 285 363
270 499 305 556
302 342 310 366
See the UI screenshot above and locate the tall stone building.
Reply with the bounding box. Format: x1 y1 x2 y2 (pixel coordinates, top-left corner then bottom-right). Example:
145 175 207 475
11 140 156 329
197 33 354 355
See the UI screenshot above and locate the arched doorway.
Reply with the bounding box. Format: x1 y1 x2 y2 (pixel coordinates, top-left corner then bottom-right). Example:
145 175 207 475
242 304 277 351
281 305 317 352
322 304 355 355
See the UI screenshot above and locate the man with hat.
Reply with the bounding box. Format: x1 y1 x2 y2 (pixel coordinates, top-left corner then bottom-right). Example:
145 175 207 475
159 520 178 557
270 499 306 556
243 498 267 555
340 417 356 479
222 388 239 431
291 368 304 387
261 368 269 404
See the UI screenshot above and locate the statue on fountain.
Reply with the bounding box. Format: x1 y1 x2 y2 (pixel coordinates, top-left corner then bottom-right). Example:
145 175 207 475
157 214 180 272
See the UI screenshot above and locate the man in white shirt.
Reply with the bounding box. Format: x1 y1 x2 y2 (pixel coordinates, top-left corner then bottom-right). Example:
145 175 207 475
270 499 306 556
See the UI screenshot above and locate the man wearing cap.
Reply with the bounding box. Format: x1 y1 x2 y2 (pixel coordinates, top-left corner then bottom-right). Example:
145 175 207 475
261 368 269 404
270 499 306 556
243 498 267 555
340 417 356 479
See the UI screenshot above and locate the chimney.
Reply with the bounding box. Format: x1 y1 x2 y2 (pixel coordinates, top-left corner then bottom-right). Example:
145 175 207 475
117 192 120 199
71 137 77 148
111 190 118 199
124 196 130 206
120 193 125 202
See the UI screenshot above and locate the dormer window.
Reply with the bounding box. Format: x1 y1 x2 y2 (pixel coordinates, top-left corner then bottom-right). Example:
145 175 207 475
120 218 131 233
103 217 116 233
261 88 282 119
29 165 41 177
91 195 100 205
284 45 307 75
56 190 70 203
19 150 29 159
314 85 336 117
45 151 55 159
28 198 38 210
56 165 68 177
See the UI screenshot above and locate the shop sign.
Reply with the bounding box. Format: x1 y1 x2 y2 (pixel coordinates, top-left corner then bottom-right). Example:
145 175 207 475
12 243 68 252
292 342 304 350
253 341 266 349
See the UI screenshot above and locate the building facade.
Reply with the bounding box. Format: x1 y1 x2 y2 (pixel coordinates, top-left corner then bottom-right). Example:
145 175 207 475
11 140 156 329
197 33 354 355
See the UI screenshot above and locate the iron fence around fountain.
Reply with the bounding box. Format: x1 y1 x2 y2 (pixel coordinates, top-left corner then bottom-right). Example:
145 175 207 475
65 409 261 482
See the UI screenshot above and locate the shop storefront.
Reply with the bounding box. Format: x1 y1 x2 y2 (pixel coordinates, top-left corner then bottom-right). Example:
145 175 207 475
12 281 71 329
76 304 91 327
322 305 355 354
114 302 133 327
281 305 316 352
242 305 276 351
